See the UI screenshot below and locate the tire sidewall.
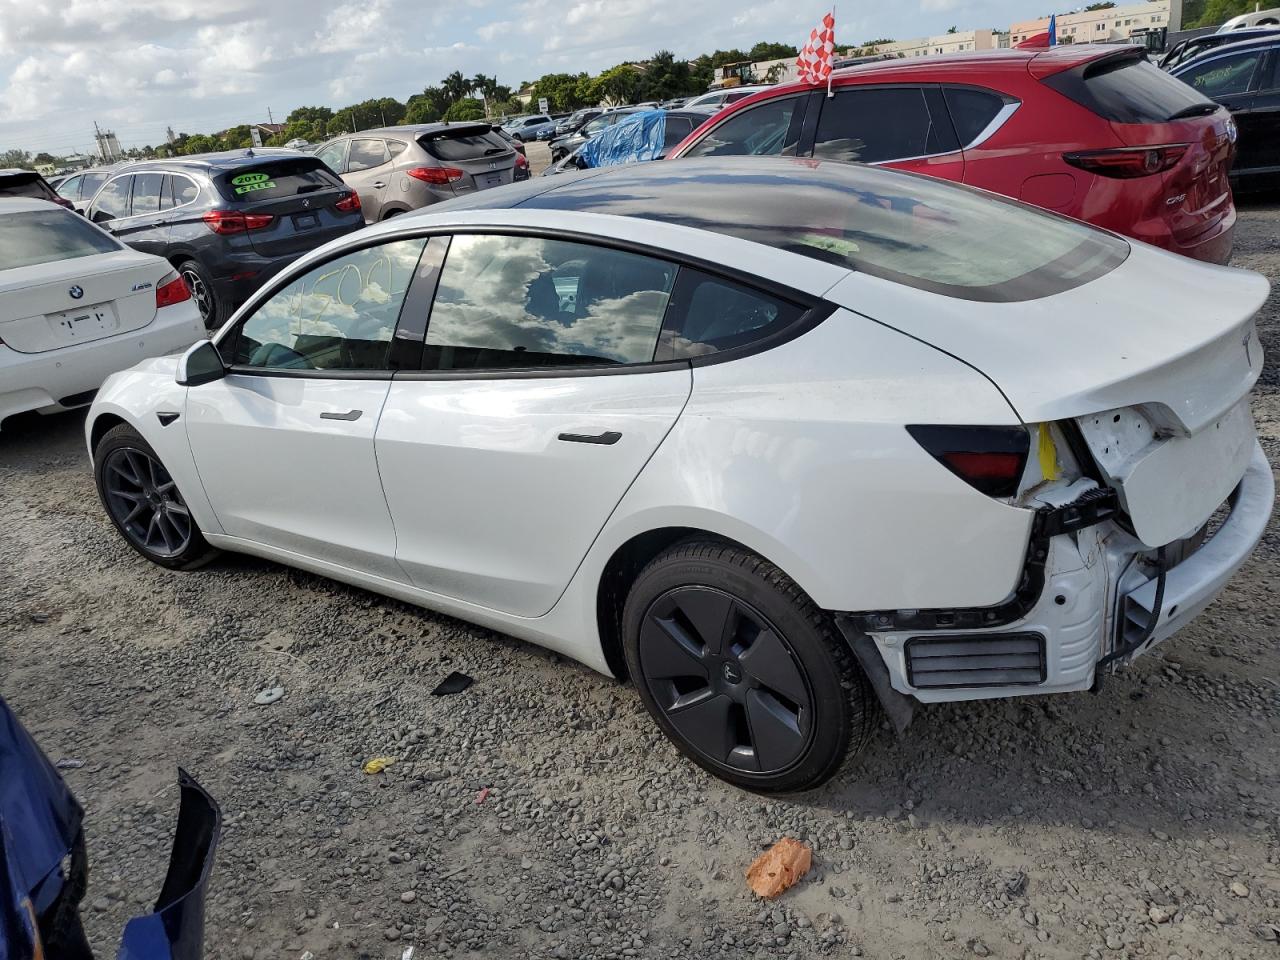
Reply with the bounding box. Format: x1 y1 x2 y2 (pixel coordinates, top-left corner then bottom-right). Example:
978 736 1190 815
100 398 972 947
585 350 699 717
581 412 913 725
622 546 853 793
177 258 222 330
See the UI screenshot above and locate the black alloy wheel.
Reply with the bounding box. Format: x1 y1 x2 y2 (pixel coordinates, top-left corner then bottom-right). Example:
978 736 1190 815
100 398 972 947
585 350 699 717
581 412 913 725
101 446 193 558
639 587 814 774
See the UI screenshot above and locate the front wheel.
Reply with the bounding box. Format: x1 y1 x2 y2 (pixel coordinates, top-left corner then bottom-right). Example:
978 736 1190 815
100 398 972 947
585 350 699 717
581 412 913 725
622 540 876 793
94 423 218 570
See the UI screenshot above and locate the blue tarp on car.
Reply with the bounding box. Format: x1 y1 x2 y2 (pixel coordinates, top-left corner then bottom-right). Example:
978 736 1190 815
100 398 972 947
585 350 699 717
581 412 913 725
579 110 667 169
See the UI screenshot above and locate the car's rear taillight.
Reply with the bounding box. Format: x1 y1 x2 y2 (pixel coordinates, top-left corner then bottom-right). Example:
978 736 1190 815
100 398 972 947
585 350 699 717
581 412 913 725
202 209 274 234
907 425 1030 498
514 153 529 171
52 196 74 209
1063 144 1189 179
406 166 465 185
334 191 361 213
155 272 191 309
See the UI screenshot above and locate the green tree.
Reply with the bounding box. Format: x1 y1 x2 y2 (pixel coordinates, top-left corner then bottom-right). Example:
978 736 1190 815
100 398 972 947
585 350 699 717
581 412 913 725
709 48 752 68
0 149 32 169
747 41 798 61
594 65 641 104
404 86 449 123
530 72 590 111
1185 0 1255 27
946 25 958 33
1083 2 1115 9
179 135 219 155
638 50 694 101
443 98 484 122
442 70 470 103
219 124 253 149
32 152 56 166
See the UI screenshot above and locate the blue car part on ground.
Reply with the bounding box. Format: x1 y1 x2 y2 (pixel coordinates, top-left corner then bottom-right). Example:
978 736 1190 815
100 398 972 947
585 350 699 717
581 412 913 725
578 110 667 169
0 697 221 960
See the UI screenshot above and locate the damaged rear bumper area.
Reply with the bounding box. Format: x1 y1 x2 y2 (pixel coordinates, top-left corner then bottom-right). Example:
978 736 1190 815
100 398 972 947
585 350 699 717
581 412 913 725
835 440 1274 721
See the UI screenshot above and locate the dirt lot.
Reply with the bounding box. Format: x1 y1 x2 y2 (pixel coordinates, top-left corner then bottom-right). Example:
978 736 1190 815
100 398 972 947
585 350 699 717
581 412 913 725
2 200 1279 960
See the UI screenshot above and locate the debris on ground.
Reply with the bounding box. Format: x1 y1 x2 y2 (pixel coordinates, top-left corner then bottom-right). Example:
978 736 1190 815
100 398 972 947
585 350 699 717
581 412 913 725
362 755 396 775
431 671 473 696
746 837 812 899
54 758 85 770
475 787 490 804
253 685 284 706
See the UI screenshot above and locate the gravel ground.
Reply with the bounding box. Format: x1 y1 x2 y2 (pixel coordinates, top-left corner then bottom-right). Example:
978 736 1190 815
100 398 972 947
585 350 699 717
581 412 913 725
2 199 1279 960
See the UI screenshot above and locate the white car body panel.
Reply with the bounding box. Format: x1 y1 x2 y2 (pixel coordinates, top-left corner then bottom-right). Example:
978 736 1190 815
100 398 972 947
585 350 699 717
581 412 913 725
184 375 402 580
376 368 693 617
1 200 203 426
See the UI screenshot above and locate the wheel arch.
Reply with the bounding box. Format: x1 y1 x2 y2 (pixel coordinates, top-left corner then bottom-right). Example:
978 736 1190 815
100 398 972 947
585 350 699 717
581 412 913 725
89 411 129 459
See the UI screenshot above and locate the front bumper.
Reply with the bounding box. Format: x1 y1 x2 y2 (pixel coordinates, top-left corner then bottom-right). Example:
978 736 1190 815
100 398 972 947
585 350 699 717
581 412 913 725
0 302 204 427
857 441 1273 704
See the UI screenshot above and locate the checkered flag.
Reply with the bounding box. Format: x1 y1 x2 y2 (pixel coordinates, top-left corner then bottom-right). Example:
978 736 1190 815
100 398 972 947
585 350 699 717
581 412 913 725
796 10 836 91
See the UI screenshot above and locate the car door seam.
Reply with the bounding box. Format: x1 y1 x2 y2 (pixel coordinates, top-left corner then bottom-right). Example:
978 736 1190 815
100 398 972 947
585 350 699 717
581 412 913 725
370 377 414 585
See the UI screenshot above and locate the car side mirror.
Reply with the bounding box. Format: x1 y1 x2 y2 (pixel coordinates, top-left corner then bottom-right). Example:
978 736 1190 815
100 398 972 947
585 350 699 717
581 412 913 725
90 209 113 224
177 340 226 387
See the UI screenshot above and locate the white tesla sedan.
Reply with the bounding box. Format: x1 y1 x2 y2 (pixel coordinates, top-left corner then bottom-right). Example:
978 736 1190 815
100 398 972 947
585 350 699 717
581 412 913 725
0 198 204 430
85 159 1273 792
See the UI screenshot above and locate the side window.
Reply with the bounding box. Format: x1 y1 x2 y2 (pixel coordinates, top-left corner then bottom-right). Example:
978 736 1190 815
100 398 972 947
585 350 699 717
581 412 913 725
170 175 199 206
348 138 391 172
423 235 676 371
90 176 131 223
814 87 950 164
79 172 107 203
387 139 408 158
1261 50 1280 91
944 87 1010 146
663 116 695 148
56 175 81 200
131 172 165 216
683 98 803 158
316 140 348 174
658 270 805 360
584 116 611 135
1182 51 1264 97
232 238 428 372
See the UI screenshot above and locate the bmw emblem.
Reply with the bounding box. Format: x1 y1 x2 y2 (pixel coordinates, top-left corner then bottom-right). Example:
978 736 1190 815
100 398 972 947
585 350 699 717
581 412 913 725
69 285 84 300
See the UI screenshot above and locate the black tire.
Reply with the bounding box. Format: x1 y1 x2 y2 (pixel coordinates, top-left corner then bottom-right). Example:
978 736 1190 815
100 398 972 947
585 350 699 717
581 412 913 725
94 423 218 570
622 539 876 793
176 258 224 330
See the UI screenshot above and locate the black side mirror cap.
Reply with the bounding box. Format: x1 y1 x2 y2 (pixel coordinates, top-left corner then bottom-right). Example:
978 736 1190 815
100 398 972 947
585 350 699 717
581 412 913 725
176 340 226 387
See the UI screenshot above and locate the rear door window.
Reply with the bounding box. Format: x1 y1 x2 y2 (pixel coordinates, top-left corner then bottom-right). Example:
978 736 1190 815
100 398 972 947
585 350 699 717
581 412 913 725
55 175 82 200
682 97 804 158
131 172 165 216
90 176 132 221
813 87 953 163
170 174 199 207
348 138 391 172
944 87 1012 146
0 208 120 269
663 116 696 148
420 127 511 162
79 171 108 202
1048 55 1215 122
214 159 345 203
1179 50 1265 98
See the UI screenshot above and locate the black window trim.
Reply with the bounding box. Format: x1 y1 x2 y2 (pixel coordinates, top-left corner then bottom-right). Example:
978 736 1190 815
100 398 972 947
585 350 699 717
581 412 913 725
1174 46 1266 94
214 232 435 382
394 225 834 382
941 84 1023 151
812 82 964 167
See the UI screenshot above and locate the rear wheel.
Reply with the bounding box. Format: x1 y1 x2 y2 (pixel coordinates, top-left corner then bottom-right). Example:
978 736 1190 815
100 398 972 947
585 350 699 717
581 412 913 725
94 423 218 570
176 259 223 330
622 539 876 793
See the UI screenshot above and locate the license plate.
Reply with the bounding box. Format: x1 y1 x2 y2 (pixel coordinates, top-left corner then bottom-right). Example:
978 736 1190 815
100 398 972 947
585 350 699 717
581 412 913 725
48 302 117 341
478 174 503 189
292 212 319 230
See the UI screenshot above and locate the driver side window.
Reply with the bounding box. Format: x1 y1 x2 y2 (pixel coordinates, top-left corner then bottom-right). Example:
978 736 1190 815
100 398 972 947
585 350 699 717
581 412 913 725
232 238 427 372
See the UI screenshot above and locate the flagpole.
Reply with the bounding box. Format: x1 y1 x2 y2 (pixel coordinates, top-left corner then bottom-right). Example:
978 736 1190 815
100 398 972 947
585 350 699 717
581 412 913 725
827 3 836 98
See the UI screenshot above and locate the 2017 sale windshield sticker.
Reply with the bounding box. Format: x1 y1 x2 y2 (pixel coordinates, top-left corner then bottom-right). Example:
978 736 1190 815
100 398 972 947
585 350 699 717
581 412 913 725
231 172 276 194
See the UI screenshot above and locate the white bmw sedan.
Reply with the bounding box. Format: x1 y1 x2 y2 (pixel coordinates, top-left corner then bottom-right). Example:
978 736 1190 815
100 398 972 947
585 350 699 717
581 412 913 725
85 158 1273 792
0 198 204 430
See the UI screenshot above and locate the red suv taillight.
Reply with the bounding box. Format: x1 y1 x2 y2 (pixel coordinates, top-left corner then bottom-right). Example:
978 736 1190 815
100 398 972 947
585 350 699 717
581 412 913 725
155 272 192 309
202 209 274 234
407 166 465 185
514 153 529 170
334 191 361 213
907 425 1030 498
1063 144 1189 179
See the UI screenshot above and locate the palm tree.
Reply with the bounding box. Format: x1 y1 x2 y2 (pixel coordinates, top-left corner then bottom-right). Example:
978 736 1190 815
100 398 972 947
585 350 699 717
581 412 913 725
442 70 470 104
471 73 498 100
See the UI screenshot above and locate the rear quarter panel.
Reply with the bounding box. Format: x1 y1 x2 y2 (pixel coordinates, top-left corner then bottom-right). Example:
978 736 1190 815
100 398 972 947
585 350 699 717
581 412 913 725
588 307 1036 613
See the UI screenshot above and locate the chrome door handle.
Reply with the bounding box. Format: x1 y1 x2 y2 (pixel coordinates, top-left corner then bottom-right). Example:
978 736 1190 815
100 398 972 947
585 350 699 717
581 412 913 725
558 431 621 445
320 409 363 421
372 181 386 188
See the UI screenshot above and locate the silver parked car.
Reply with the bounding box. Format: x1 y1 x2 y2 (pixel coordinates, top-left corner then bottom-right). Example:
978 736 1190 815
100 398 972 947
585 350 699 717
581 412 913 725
314 123 526 222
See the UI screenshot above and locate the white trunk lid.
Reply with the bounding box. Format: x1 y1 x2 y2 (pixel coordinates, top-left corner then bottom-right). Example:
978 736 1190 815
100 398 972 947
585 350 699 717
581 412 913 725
827 242 1269 546
0 250 167 353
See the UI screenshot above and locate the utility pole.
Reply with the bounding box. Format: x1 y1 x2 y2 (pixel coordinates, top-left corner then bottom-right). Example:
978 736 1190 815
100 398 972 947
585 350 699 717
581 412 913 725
268 107 274 126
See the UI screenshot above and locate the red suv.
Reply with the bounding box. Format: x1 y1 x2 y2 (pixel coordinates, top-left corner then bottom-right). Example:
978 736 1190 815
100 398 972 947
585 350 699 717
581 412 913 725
669 46 1237 264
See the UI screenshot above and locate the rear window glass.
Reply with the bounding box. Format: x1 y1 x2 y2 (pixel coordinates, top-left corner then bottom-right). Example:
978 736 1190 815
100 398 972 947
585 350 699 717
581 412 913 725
0 208 120 270
0 173 55 200
420 128 511 162
215 159 344 202
79 172 108 200
944 87 1010 145
521 157 1129 302
1044 55 1214 123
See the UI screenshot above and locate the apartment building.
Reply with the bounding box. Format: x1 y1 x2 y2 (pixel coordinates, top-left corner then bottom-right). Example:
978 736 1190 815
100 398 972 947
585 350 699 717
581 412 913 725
1010 0 1172 45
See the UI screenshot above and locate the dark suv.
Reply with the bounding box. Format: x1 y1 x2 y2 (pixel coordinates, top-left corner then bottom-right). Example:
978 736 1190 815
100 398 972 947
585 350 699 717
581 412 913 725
0 168 74 209
84 150 365 327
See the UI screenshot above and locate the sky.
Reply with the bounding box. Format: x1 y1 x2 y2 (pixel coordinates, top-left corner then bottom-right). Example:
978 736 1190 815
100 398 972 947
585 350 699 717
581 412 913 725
1 0 1052 155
